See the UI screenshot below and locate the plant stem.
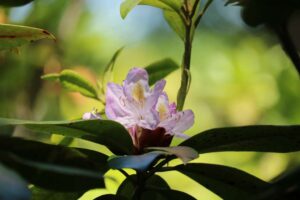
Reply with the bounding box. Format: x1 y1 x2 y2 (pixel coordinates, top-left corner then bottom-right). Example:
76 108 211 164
177 1 193 111
133 171 145 200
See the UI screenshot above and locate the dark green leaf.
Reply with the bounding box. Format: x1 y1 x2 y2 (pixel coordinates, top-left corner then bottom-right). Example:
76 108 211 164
0 24 55 50
42 69 99 100
175 163 269 199
0 136 107 191
94 194 128 200
145 189 196 200
0 118 133 155
0 163 30 200
0 0 34 7
108 152 163 171
31 187 84 200
146 146 198 164
145 58 179 86
117 175 170 199
180 125 300 153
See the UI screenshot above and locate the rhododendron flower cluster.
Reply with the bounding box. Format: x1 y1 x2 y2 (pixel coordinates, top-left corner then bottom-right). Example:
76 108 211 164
85 68 194 153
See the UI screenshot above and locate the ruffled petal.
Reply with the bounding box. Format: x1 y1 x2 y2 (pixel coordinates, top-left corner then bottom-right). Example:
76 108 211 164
105 83 130 120
171 110 194 136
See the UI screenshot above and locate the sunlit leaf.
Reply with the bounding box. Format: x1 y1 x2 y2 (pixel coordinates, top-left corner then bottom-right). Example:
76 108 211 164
31 187 84 200
175 163 270 199
146 146 198 164
120 0 182 19
42 69 99 100
102 47 124 92
120 0 142 19
0 163 30 200
0 24 55 50
108 152 163 171
180 125 300 153
163 10 185 40
0 118 133 155
145 58 180 86
0 136 106 191
0 0 34 7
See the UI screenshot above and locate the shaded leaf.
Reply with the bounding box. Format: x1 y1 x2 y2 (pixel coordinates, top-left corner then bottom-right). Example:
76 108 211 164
145 189 196 200
42 69 99 100
145 58 179 86
0 136 107 191
0 118 133 155
180 125 300 153
94 194 128 200
0 0 34 7
117 174 170 199
0 163 30 200
31 187 84 200
146 146 198 164
175 163 270 199
108 152 163 171
0 24 55 50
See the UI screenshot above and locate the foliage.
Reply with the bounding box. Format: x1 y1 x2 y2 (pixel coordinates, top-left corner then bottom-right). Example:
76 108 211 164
0 0 299 200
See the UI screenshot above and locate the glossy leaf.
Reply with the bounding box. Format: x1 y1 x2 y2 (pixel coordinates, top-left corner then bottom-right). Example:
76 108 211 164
145 58 179 86
163 10 185 40
108 152 163 171
94 194 128 200
0 0 34 7
117 174 170 199
0 136 107 191
0 163 30 200
146 146 198 164
31 187 84 200
0 24 55 50
42 69 99 100
0 118 133 155
180 125 300 153
174 163 269 199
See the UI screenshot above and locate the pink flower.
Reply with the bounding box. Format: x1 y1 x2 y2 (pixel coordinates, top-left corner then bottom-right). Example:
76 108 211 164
82 109 102 120
105 68 194 153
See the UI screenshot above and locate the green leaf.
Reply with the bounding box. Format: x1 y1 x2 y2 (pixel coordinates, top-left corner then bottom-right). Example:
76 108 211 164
146 146 198 164
145 58 179 86
108 152 163 171
174 163 269 199
117 175 170 199
102 47 124 92
0 0 34 7
145 189 196 200
42 69 99 100
31 187 84 200
0 24 55 50
180 125 300 153
163 10 185 40
120 0 182 19
0 136 107 191
0 163 30 200
120 0 142 19
0 118 133 155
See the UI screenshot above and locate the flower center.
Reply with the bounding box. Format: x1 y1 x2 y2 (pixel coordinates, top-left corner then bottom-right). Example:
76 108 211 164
158 103 168 120
132 82 145 103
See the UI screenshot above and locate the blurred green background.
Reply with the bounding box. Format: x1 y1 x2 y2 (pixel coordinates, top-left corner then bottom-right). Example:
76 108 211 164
0 0 300 199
